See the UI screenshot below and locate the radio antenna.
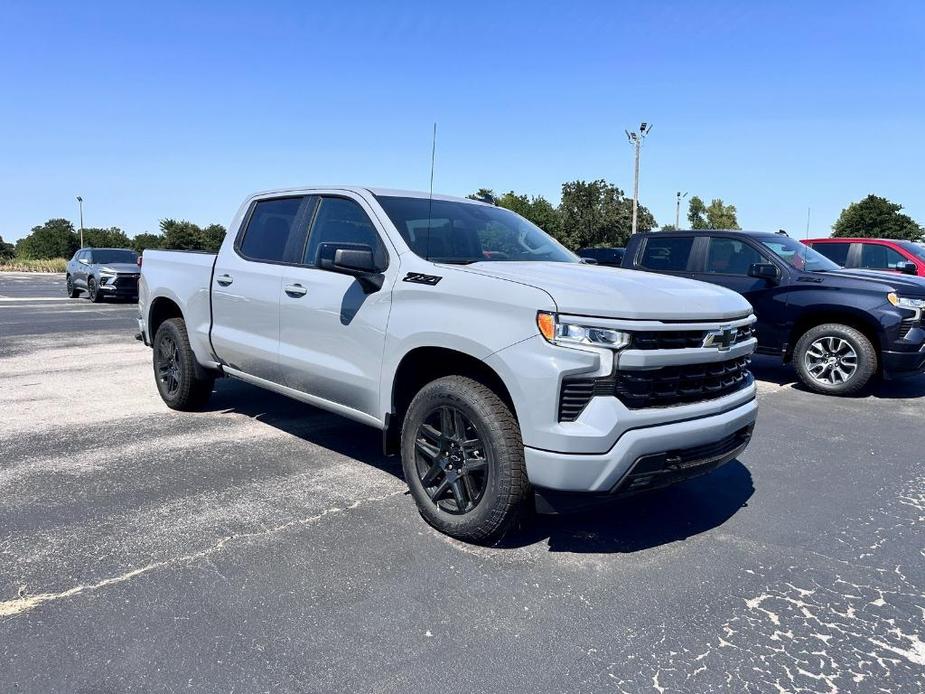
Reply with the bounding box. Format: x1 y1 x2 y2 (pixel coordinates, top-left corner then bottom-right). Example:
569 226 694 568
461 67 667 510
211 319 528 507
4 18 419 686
426 121 437 261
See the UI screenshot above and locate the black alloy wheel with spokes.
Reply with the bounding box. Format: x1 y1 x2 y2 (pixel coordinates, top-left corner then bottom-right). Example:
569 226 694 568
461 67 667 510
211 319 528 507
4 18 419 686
156 334 182 398
793 322 877 395
87 277 102 303
152 317 214 410
415 405 490 514
66 275 79 298
401 375 530 545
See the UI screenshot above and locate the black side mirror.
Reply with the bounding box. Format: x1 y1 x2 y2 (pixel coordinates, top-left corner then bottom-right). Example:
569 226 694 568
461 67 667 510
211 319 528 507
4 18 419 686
317 242 384 293
748 263 780 282
897 261 918 275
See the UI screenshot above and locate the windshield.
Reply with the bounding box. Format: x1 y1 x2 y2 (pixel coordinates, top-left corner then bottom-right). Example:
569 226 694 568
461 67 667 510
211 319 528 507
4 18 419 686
761 237 840 272
93 250 138 264
375 195 576 264
898 241 925 261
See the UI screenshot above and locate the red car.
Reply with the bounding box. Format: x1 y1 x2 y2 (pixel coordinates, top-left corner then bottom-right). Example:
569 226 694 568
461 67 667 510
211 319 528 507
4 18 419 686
804 237 925 276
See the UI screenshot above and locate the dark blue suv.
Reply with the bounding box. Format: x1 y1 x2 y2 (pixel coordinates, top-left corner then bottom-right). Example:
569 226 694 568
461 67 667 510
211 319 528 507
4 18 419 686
623 230 925 395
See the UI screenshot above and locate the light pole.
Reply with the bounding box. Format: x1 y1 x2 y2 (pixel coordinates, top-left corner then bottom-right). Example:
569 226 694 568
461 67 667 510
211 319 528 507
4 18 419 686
625 122 652 234
675 191 687 229
76 196 84 248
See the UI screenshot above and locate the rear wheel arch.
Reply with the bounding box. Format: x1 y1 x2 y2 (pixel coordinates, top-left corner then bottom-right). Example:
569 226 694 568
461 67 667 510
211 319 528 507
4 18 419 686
384 346 518 455
148 296 184 342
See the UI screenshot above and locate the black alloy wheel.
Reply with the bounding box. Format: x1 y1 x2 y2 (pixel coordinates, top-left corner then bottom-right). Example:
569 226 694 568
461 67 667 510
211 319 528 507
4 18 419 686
414 405 490 514
155 334 182 397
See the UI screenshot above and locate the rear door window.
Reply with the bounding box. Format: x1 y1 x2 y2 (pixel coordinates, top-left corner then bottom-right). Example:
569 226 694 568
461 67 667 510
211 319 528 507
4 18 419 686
812 242 850 266
238 197 310 264
639 237 694 272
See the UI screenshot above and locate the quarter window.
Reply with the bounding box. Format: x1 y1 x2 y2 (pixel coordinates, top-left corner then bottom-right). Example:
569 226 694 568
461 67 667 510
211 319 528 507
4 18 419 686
812 242 850 266
859 244 906 270
639 237 694 272
304 197 386 268
704 238 764 275
238 197 307 263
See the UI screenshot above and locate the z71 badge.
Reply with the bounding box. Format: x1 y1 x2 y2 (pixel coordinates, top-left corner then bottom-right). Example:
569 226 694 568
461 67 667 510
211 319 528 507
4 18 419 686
402 272 442 286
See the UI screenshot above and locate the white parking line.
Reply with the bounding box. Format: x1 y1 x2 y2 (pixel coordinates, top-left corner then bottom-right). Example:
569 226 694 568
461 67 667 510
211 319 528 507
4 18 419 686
0 297 77 302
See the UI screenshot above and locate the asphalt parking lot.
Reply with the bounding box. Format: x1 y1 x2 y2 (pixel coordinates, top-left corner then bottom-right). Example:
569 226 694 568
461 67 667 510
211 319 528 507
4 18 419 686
1 272 923 693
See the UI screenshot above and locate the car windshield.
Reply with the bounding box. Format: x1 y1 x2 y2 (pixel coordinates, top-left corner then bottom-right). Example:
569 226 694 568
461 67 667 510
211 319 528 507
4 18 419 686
898 241 925 261
761 237 840 272
375 195 576 264
93 250 138 264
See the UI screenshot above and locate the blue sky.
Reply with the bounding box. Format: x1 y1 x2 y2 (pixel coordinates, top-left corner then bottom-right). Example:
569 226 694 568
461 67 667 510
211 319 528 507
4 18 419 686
1 1 923 241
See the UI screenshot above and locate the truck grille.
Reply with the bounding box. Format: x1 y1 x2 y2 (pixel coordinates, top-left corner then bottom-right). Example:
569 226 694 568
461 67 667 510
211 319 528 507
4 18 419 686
631 324 755 350
558 355 752 421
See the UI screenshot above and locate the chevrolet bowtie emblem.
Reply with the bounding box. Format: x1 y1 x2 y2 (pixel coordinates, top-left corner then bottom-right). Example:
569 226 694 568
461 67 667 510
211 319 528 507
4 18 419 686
703 326 738 351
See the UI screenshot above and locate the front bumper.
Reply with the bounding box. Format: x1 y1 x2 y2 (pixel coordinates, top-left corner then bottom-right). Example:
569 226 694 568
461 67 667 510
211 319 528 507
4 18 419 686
524 397 758 493
98 275 139 296
881 345 925 379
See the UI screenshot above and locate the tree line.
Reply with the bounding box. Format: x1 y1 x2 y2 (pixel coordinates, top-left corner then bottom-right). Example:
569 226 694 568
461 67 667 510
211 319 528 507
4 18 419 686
4 218 227 260
2 187 920 262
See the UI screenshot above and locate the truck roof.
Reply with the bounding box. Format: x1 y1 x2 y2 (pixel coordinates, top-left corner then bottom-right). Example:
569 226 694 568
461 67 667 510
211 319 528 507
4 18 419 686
248 185 492 206
643 229 786 239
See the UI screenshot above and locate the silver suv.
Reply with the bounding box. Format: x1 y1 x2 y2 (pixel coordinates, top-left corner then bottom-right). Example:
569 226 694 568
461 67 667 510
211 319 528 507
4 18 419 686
138 187 758 544
66 247 140 302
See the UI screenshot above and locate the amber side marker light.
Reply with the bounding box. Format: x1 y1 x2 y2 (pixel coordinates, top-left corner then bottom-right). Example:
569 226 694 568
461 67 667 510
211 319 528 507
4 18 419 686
536 311 556 342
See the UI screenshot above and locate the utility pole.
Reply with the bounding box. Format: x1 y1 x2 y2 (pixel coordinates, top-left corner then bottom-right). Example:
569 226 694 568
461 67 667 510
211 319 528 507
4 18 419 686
625 122 652 234
76 196 84 248
805 207 811 239
675 191 688 229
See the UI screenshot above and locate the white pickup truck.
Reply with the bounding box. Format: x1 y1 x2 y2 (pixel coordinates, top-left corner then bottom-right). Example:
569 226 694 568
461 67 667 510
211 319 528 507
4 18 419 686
139 187 758 543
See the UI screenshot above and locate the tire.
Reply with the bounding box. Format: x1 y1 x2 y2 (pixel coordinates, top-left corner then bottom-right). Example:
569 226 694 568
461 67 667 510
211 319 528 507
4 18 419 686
793 323 877 395
66 275 80 298
401 375 530 545
152 318 214 410
87 276 103 303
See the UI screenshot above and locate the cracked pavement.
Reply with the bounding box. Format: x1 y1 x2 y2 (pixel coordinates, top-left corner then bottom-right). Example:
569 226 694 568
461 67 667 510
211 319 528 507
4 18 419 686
1 273 923 692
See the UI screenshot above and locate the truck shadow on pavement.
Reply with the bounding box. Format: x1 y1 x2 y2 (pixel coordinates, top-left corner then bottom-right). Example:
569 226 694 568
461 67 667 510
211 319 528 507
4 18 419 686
749 354 925 399
204 379 755 555
503 460 754 553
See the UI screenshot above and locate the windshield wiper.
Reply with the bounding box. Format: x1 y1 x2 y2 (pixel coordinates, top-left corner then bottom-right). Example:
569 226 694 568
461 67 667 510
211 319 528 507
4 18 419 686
432 258 478 265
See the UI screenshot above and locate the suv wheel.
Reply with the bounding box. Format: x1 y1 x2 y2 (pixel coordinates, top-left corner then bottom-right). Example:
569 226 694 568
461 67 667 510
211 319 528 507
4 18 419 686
401 375 529 545
87 277 102 303
152 318 214 410
793 323 877 395
66 275 79 298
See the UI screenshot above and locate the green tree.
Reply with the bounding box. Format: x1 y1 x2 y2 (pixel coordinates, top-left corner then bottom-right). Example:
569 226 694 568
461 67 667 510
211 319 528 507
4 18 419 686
832 194 923 241
159 219 203 250
132 232 163 254
495 191 562 238
688 196 740 229
0 235 15 259
558 179 655 249
15 219 80 259
466 188 496 204
199 224 226 252
82 226 132 248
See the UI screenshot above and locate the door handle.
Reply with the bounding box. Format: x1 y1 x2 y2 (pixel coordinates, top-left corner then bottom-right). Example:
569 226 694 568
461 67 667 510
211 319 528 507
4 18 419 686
216 274 233 287
284 283 308 297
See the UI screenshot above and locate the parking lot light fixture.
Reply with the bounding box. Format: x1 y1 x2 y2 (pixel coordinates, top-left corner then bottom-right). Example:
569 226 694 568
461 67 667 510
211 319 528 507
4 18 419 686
76 196 84 248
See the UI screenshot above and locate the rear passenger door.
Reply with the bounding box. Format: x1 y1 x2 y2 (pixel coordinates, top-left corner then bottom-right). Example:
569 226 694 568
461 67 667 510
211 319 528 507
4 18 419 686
690 236 788 351
210 196 314 384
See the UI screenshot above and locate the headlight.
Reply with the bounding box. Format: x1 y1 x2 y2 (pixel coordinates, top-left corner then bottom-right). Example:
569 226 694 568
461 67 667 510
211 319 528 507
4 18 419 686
887 293 925 310
537 311 630 349
99 270 117 277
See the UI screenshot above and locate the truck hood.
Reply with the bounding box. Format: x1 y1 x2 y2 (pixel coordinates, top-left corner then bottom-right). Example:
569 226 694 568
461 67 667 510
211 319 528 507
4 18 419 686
814 269 925 296
458 262 753 321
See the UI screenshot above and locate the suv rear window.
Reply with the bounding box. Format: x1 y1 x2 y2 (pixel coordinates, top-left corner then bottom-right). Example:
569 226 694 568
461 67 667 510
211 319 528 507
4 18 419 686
639 237 693 272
